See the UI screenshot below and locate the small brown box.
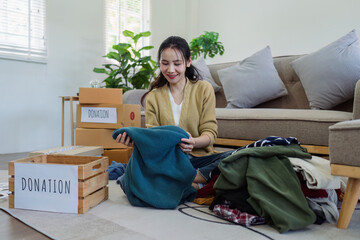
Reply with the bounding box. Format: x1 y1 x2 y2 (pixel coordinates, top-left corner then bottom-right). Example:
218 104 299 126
8 155 109 214
79 88 123 104
76 128 127 149
104 148 133 164
76 104 141 129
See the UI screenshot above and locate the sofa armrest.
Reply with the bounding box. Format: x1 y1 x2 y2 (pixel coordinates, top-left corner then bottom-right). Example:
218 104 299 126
353 80 360 119
123 89 147 110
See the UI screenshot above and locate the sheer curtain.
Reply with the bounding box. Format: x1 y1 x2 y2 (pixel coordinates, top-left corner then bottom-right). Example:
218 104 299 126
0 0 46 63
104 0 150 54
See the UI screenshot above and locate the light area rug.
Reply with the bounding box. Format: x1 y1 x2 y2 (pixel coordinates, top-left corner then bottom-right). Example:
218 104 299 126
1 170 359 240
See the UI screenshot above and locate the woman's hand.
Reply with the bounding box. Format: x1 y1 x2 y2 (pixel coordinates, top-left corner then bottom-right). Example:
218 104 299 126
179 132 195 153
179 132 211 153
115 132 134 147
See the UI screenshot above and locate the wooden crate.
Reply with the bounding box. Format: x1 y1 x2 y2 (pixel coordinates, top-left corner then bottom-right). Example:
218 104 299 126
8 155 109 214
103 148 133 164
29 146 104 157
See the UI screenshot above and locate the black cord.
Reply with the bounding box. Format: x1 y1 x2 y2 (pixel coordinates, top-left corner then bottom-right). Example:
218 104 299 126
179 203 274 240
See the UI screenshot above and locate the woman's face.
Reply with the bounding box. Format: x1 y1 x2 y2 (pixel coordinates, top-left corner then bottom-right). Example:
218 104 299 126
160 47 191 85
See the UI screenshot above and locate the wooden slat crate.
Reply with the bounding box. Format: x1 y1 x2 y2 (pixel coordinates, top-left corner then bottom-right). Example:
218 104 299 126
8 154 109 214
103 147 133 164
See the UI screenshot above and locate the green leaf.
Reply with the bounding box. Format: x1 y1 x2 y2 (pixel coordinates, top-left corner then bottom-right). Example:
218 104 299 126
123 30 134 38
103 76 120 88
93 67 108 74
114 43 131 48
108 69 119 77
139 46 154 51
189 31 225 59
113 43 131 53
140 31 151 37
133 35 141 44
131 70 149 89
150 59 158 66
103 64 114 71
105 52 120 62
132 49 141 58
94 29 158 91
139 56 151 63
122 51 132 60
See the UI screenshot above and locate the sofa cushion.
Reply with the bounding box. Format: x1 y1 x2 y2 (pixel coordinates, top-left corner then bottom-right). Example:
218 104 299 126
217 46 288 108
140 108 352 146
216 108 353 146
291 29 360 110
123 89 147 111
329 119 360 166
193 56 221 92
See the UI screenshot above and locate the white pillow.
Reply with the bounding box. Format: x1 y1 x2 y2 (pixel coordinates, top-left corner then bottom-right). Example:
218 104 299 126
291 29 360 110
217 46 288 108
193 56 221 92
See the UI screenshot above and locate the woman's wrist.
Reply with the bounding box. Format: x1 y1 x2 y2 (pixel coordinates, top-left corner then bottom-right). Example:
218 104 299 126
193 134 211 149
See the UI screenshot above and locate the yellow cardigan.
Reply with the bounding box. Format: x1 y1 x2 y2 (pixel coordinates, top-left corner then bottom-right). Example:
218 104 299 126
144 78 218 157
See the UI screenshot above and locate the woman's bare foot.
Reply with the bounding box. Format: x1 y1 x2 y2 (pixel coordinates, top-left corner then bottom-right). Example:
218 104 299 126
194 170 207 183
192 183 200 190
192 170 207 190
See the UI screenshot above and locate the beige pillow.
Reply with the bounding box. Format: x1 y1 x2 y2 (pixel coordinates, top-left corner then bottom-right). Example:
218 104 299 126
291 29 360 109
193 56 221 92
218 46 288 108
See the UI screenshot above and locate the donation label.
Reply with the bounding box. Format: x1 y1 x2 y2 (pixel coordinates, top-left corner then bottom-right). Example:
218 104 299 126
81 107 117 123
14 163 78 213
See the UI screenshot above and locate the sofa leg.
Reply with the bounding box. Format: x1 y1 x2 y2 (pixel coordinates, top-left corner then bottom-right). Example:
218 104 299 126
337 177 360 229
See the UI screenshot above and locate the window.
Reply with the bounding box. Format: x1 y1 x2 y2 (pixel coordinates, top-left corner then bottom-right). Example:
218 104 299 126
0 0 46 63
105 0 150 54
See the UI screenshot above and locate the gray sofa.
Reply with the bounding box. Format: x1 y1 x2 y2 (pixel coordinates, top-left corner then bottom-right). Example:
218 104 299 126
123 55 360 155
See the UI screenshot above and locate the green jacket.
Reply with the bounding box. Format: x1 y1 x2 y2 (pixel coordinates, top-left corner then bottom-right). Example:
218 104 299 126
214 144 316 233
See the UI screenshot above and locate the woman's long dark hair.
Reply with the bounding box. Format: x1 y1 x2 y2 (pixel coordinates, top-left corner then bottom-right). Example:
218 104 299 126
140 36 201 105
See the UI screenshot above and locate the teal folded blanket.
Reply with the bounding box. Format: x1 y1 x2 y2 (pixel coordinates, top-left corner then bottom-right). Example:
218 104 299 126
112 126 197 209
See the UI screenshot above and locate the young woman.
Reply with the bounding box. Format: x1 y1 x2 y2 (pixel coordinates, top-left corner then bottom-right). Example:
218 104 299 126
115 36 233 189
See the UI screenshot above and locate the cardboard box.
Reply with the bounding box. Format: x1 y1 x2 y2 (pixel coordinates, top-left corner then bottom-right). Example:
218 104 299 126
76 104 141 129
79 87 123 104
29 146 104 157
76 128 127 149
8 155 109 214
103 148 133 164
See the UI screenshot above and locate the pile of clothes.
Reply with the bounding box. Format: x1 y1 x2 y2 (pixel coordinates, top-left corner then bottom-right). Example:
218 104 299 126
108 128 342 233
194 137 342 233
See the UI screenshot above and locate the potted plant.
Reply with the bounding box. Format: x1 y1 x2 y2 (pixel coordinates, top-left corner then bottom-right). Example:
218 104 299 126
190 31 225 60
93 30 158 92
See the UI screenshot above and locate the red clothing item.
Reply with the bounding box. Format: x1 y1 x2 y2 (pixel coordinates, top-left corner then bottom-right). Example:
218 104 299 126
296 172 328 198
213 204 266 227
197 175 219 198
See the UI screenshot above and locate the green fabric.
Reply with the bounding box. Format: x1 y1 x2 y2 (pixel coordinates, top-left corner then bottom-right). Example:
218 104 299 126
214 144 316 233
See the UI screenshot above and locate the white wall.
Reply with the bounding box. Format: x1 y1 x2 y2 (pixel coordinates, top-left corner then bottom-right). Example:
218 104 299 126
151 0 360 63
149 0 190 58
1 0 360 153
0 0 105 153
189 0 360 63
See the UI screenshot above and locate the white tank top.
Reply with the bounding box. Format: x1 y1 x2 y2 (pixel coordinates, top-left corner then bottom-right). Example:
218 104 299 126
168 88 182 126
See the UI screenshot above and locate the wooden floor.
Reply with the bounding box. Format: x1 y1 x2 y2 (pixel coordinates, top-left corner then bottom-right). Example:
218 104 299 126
0 152 52 239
